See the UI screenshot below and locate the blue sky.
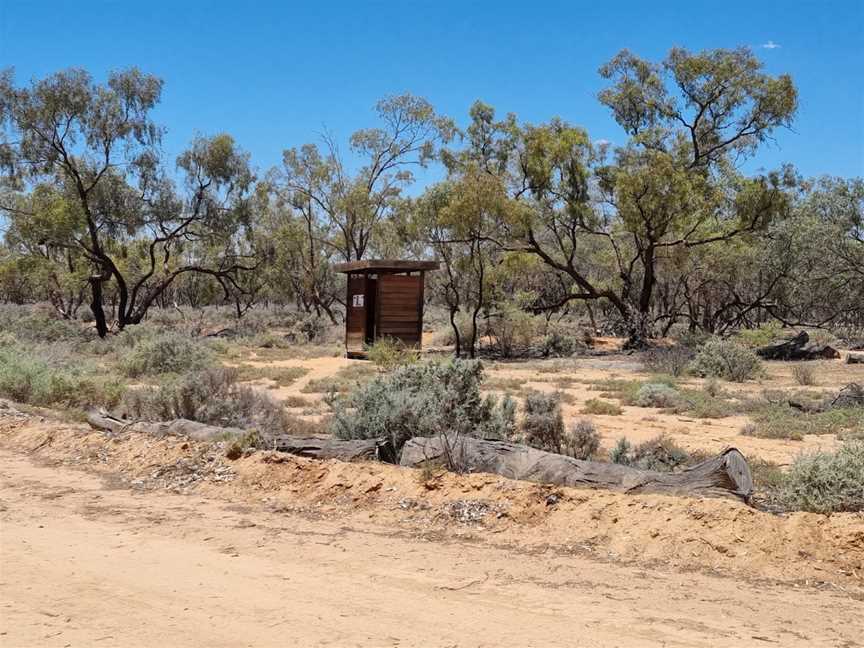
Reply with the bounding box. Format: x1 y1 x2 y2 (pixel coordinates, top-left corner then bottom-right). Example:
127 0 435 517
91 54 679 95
2 0 862 183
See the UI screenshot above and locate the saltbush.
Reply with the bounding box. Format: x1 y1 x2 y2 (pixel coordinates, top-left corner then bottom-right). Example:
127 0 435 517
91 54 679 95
120 367 319 441
564 419 601 460
329 359 515 451
119 332 215 377
0 343 123 408
634 383 681 408
519 391 565 454
778 442 864 513
690 337 762 382
367 337 418 371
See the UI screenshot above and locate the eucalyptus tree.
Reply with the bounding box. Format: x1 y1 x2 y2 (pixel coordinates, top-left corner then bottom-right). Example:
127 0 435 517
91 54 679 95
276 94 455 263
0 68 258 336
451 47 798 346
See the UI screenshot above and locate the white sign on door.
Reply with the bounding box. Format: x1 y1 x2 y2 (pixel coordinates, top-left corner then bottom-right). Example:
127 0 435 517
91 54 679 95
352 294 365 308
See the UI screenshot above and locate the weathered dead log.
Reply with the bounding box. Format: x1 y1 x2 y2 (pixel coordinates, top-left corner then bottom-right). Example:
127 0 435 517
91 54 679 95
268 436 396 463
400 436 753 502
847 353 864 365
756 331 840 361
87 411 397 462
87 410 245 441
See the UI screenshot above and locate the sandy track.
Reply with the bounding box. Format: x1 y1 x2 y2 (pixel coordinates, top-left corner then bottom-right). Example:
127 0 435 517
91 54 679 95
1 451 861 648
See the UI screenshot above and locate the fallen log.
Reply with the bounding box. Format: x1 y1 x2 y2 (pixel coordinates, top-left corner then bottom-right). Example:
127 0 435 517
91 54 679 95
756 331 840 361
268 435 397 463
847 353 864 365
87 410 245 441
400 436 753 502
86 411 397 462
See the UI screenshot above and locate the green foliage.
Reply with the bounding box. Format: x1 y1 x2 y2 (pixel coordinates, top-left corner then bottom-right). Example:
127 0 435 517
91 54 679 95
329 359 514 451
119 332 215 378
367 337 419 371
736 322 784 348
778 443 864 513
519 390 565 453
690 338 762 382
120 367 320 440
0 343 123 408
564 419 601 460
607 434 692 472
634 382 681 408
743 403 864 440
581 398 623 416
610 438 632 465
0 305 87 343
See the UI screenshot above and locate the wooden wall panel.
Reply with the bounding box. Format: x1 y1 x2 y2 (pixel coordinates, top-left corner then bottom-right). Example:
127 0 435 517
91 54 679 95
377 274 422 347
345 274 367 351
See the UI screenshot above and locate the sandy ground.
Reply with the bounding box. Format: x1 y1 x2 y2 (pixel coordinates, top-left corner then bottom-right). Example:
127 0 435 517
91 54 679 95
2 449 863 648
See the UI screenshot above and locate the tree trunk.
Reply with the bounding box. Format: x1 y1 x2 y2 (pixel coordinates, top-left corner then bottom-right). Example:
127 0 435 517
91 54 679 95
756 331 840 360
400 436 753 503
89 278 109 338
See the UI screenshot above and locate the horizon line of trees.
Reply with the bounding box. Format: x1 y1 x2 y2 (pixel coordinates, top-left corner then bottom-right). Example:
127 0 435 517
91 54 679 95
1 46 862 350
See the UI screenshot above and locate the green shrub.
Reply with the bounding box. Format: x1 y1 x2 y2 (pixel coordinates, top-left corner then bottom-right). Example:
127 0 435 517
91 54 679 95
0 344 123 408
519 391 565 454
488 304 537 358
0 306 88 343
610 438 632 465
120 367 319 441
634 383 681 408
690 338 762 382
607 434 691 472
581 398 623 416
119 332 214 377
778 443 864 513
735 322 784 348
329 359 515 451
367 337 418 371
743 403 864 440
564 419 601 460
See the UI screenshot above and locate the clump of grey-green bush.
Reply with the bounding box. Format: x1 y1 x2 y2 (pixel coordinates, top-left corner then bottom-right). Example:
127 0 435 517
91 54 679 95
777 442 864 513
634 382 681 408
120 366 320 440
328 359 515 451
118 331 215 377
0 339 123 408
609 434 692 472
690 337 762 382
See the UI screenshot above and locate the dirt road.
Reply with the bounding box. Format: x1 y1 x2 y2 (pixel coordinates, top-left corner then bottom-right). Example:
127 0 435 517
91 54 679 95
1 450 861 647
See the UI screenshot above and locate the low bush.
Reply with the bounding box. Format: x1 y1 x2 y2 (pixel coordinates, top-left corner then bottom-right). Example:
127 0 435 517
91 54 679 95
0 343 123 408
634 383 681 408
581 398 623 416
0 305 88 343
735 322 783 348
329 359 516 451
120 367 319 441
367 337 419 371
743 403 864 440
690 337 762 382
778 442 864 513
563 419 601 460
606 434 691 472
519 391 565 454
487 304 537 358
642 345 694 377
610 438 632 464
119 332 215 378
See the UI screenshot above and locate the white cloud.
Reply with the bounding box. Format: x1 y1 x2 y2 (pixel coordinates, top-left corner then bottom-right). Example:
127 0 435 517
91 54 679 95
762 40 781 49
